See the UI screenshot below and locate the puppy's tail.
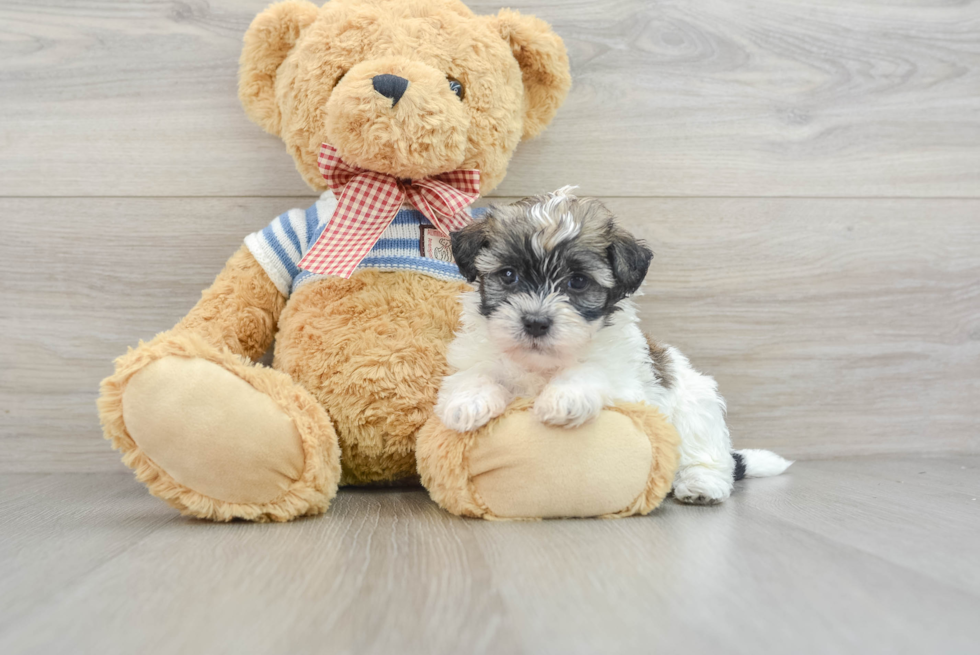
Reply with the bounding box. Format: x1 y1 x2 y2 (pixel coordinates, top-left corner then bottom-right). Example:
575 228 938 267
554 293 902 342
732 449 793 481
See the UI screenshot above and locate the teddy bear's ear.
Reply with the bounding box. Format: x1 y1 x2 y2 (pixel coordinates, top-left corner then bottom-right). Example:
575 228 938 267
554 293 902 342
238 1 320 136
493 9 572 140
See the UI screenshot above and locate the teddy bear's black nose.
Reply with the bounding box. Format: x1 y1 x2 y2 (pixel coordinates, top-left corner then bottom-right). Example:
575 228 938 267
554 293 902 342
372 74 409 106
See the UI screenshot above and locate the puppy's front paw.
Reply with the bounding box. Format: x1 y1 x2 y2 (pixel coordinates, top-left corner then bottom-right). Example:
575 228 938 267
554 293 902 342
534 385 603 428
436 386 509 433
673 466 733 505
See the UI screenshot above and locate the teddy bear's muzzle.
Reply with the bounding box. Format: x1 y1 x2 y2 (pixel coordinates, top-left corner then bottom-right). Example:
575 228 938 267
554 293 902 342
323 57 472 181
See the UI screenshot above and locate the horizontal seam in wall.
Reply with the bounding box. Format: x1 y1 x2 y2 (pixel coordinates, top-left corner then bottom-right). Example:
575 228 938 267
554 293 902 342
1 195 979 201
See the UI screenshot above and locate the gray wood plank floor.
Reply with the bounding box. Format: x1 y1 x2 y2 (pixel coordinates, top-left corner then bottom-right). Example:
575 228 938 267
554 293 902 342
4 196 977 471
1 0 977 198
1 455 978 655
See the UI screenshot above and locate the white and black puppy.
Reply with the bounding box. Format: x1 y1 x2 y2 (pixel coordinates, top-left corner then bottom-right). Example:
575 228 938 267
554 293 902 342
436 187 791 504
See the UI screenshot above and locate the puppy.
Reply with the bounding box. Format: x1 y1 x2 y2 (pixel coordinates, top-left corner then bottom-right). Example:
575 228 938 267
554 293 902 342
435 187 791 504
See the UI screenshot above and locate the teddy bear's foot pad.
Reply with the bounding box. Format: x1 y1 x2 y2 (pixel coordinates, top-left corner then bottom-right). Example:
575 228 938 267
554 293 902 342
468 411 653 518
418 401 681 520
122 356 306 505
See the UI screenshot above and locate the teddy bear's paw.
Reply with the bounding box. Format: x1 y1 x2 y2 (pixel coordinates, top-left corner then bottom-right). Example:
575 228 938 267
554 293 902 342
672 465 733 505
436 385 509 433
111 352 340 520
533 384 604 428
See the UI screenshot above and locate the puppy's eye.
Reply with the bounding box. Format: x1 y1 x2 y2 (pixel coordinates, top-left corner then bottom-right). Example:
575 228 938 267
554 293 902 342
567 274 590 291
497 268 518 286
448 77 464 100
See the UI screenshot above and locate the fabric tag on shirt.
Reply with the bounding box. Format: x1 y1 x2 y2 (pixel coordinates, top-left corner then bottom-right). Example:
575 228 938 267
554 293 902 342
420 225 455 263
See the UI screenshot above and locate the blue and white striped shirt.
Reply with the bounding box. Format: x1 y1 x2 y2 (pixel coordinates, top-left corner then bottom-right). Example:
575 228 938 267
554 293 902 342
244 191 478 297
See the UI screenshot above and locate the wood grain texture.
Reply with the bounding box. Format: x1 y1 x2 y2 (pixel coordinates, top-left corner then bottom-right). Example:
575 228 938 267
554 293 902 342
606 196 980 458
2 196 977 472
0 196 315 473
1 457 979 654
0 473 179 634
2 4 977 652
0 0 977 197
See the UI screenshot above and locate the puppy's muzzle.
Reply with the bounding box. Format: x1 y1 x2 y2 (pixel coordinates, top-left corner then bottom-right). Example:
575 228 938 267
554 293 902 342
521 315 553 338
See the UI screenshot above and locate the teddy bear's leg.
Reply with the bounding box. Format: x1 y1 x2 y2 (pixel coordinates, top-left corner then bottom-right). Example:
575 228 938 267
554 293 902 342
98 247 341 522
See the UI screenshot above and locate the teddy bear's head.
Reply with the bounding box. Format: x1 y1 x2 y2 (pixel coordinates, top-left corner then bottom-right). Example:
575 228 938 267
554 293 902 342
239 0 571 195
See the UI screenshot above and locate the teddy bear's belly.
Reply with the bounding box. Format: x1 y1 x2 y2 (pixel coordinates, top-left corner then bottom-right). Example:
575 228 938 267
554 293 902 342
272 269 471 485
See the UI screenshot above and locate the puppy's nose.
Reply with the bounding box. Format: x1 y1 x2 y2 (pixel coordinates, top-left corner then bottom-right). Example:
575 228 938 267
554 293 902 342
522 316 553 338
372 74 409 106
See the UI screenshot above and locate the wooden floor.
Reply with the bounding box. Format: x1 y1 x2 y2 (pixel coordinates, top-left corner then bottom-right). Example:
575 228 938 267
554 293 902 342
1 455 978 655
2 2 979 653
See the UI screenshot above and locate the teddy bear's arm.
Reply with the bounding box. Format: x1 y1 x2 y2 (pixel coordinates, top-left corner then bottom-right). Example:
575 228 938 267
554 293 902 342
173 245 286 361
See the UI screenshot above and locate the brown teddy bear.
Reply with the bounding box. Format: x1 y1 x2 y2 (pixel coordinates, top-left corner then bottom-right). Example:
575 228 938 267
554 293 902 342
98 0 680 522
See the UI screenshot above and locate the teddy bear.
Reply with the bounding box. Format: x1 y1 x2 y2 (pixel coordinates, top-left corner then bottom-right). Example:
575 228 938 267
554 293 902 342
98 0 681 522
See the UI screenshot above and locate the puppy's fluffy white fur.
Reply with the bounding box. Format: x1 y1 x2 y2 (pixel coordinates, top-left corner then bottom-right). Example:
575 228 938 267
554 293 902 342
436 190 791 504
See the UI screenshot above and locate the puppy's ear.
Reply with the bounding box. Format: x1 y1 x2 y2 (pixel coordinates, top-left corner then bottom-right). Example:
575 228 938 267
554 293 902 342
607 228 653 300
451 221 488 283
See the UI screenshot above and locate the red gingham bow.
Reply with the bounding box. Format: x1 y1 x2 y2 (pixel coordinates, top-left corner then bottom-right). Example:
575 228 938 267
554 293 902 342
297 143 480 278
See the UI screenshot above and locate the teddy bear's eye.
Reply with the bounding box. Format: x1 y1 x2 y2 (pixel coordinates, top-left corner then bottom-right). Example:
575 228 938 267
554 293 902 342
448 77 464 100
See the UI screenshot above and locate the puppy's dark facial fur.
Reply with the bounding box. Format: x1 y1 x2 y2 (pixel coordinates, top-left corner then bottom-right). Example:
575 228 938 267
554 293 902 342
451 190 653 325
